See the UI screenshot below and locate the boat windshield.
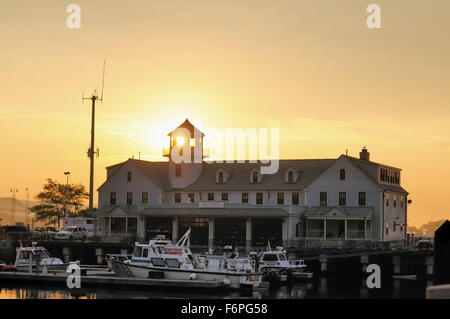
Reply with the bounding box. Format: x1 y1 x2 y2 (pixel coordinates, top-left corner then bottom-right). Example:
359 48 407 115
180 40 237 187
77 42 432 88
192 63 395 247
278 254 287 261
133 247 143 257
34 249 50 259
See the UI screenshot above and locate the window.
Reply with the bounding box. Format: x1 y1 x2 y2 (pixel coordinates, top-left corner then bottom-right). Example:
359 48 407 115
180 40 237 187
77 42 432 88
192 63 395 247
386 192 390 206
142 249 149 258
151 258 166 267
339 192 346 206
252 171 258 183
175 164 182 177
174 193 181 203
208 193 214 201
142 192 148 204
242 193 249 204
218 172 224 183
277 193 284 205
262 254 278 261
256 193 263 205
400 195 404 208
165 258 180 268
126 192 133 205
133 247 142 257
188 193 195 203
287 170 294 183
340 169 346 180
358 192 366 206
380 168 400 185
319 192 327 206
393 193 397 207
292 192 299 205
109 192 116 205
127 171 132 182
221 193 228 201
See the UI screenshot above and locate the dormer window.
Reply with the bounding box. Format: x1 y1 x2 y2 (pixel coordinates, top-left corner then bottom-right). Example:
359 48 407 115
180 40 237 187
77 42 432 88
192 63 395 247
285 168 298 183
339 169 346 181
216 169 229 184
250 169 260 183
288 171 294 182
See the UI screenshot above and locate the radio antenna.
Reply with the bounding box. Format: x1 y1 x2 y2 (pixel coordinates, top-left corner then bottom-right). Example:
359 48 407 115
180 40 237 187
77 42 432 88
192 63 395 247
100 59 106 101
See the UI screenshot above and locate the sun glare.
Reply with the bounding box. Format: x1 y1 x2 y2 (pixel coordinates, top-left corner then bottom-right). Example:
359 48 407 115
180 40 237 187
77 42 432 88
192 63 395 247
176 136 185 146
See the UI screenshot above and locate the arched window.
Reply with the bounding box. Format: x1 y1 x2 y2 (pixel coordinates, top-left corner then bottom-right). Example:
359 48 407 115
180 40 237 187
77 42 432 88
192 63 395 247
339 169 346 180
288 170 294 182
252 171 258 183
218 171 224 183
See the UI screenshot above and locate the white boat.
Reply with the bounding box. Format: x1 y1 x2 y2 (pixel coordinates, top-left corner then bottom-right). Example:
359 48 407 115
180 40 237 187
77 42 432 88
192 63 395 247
255 242 306 281
14 242 66 272
108 228 262 290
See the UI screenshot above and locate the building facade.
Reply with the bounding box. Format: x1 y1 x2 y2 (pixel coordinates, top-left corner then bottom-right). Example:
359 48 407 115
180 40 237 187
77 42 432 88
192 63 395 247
95 119 409 249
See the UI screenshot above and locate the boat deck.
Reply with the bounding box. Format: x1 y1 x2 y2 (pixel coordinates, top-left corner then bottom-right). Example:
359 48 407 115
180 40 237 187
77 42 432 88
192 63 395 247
0 269 225 290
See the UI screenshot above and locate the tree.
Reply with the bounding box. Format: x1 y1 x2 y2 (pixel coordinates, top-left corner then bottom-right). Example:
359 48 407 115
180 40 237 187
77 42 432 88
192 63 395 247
30 178 89 227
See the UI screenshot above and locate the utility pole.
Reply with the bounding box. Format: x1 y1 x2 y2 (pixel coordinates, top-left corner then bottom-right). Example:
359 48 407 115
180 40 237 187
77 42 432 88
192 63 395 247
83 94 100 216
83 60 105 216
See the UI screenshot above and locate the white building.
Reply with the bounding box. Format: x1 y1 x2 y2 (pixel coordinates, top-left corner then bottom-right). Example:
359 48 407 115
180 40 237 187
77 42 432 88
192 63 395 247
95 119 409 248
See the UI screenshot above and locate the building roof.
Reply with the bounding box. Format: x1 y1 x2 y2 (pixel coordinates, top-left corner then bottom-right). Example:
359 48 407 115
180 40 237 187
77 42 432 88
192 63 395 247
100 155 408 194
345 156 408 194
181 159 335 191
167 119 204 137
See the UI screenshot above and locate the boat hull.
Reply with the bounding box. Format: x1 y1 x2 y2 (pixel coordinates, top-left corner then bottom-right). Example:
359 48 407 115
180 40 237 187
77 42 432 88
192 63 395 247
111 260 262 290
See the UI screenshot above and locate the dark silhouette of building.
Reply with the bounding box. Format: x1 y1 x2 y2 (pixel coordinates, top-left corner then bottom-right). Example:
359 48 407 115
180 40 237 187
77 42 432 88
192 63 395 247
435 220 450 284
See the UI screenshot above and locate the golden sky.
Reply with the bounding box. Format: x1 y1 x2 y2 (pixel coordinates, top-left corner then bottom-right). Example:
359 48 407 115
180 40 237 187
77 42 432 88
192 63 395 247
1 0 449 226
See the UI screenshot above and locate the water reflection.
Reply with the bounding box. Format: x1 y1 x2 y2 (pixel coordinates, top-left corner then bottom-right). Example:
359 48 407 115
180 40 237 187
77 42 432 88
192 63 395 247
0 276 427 299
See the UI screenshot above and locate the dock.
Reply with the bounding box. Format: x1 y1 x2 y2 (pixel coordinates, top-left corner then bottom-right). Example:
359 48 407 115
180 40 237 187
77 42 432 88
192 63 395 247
0 270 224 290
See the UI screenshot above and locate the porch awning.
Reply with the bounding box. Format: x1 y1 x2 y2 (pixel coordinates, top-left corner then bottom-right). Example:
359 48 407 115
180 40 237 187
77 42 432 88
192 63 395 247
96 207 289 218
304 206 372 219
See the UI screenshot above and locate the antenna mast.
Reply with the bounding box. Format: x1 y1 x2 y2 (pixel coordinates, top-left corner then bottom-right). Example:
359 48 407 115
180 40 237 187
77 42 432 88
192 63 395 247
83 60 106 216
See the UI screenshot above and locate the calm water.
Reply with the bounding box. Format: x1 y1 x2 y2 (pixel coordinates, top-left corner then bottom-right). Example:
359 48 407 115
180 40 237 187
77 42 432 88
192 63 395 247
0 276 430 299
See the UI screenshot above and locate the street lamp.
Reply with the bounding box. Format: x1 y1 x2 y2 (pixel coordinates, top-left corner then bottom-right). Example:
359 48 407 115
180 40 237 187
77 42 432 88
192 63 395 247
10 188 18 225
64 172 71 221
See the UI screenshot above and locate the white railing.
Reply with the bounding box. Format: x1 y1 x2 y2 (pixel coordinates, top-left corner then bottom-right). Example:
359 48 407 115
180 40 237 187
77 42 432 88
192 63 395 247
198 201 225 208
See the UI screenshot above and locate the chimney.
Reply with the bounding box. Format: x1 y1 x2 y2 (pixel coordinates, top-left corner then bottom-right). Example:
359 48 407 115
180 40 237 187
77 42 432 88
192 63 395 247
359 147 370 161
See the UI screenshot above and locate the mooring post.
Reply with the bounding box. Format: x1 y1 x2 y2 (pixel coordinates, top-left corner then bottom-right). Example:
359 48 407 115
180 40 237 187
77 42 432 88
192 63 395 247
361 255 369 272
319 276 327 295
319 254 328 273
425 256 434 276
95 248 103 265
393 255 401 275
63 247 71 263
28 254 32 274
